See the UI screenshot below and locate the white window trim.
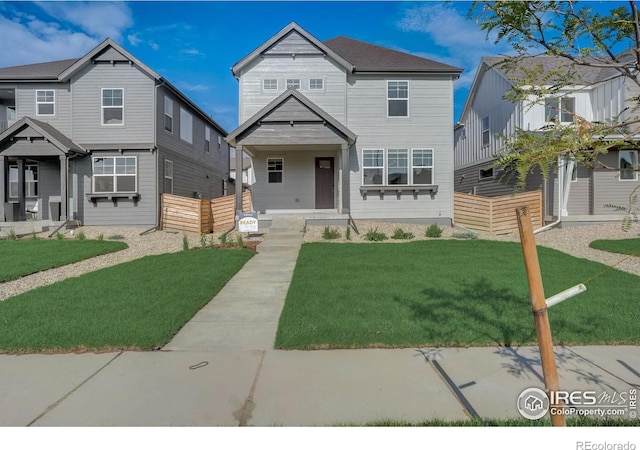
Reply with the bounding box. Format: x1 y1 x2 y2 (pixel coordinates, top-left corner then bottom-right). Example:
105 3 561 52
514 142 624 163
619 149 638 181
286 79 301 90
387 80 409 118
164 159 174 194
362 149 386 186
92 156 137 193
8 163 38 198
482 116 490 148
36 90 55 116
545 96 575 124
179 107 193 144
387 149 409 185
101 88 124 126
309 78 324 90
263 79 278 90
205 126 211 152
164 96 173 133
267 157 284 184
411 148 434 185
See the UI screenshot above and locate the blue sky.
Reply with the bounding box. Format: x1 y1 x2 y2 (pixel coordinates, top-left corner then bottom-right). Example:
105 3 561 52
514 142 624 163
0 1 621 131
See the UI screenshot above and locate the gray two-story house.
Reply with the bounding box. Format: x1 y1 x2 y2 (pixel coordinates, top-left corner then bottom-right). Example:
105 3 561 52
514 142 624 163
0 38 229 230
227 22 462 224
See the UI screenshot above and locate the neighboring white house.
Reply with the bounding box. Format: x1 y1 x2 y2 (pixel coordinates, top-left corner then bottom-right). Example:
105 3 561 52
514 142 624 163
454 55 640 226
229 155 255 187
227 22 462 224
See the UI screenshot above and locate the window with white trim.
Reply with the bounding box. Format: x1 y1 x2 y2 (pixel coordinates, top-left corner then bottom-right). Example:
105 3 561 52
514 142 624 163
179 108 193 144
217 135 222 151
286 79 300 89
267 158 283 183
412 149 434 185
92 156 137 193
164 96 173 132
164 159 174 194
205 126 211 152
8 164 38 197
388 149 408 185
387 81 408 117
101 88 123 125
545 96 575 123
263 79 278 90
309 79 324 90
482 117 490 147
619 150 638 181
36 90 54 116
362 149 384 185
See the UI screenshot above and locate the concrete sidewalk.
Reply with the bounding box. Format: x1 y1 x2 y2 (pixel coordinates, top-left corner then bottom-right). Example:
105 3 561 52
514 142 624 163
1 217 639 426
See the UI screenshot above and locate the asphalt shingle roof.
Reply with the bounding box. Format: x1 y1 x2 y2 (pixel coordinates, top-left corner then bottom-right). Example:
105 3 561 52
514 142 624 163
0 58 79 80
324 36 462 74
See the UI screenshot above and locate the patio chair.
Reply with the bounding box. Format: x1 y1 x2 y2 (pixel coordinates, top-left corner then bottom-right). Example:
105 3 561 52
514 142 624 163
26 200 39 220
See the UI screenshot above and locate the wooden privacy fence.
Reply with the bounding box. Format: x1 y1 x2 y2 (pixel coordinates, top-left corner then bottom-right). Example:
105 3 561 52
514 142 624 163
161 191 252 234
454 190 542 234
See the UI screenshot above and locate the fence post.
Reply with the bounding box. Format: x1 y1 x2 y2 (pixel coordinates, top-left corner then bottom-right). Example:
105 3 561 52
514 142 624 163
516 206 565 427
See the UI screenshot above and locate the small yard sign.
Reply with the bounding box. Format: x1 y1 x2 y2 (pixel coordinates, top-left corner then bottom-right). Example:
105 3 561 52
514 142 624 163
238 212 259 233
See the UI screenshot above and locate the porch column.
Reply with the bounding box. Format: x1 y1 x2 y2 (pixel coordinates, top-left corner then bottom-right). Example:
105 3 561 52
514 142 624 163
235 145 244 215
17 158 26 221
59 155 68 221
0 157 5 221
341 143 350 214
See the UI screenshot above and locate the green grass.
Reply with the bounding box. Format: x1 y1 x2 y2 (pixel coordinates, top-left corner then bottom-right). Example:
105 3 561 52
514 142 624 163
0 240 129 282
275 241 640 349
589 238 640 256
0 249 253 352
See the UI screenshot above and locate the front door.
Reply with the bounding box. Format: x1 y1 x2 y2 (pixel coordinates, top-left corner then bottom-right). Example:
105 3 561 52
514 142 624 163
315 157 334 209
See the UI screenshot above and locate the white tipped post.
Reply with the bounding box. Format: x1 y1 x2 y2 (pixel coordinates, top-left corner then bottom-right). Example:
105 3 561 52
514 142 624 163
545 284 587 308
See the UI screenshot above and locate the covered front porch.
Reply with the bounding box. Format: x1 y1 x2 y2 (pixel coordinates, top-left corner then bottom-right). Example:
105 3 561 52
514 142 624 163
227 89 357 217
0 117 86 227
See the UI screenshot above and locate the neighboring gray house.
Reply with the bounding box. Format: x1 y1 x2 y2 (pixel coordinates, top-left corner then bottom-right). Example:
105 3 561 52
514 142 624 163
454 55 640 226
227 22 462 224
0 38 229 230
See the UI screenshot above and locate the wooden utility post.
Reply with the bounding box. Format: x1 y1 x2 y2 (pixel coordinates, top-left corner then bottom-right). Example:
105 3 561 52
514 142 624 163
516 206 566 427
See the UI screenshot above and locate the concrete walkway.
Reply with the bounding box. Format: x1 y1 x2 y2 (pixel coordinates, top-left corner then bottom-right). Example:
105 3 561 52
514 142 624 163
1 217 639 426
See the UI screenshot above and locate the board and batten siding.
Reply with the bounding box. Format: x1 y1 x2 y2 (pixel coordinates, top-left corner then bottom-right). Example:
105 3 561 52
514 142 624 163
156 87 230 200
454 64 520 170
70 63 154 144
76 151 157 226
346 75 455 220
14 83 73 136
238 55 347 124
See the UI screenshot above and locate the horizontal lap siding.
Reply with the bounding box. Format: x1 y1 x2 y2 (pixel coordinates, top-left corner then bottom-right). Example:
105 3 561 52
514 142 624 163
347 76 454 220
77 151 157 226
592 152 638 215
15 84 72 136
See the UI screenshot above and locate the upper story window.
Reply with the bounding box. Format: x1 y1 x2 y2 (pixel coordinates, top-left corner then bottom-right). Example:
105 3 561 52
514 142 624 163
164 96 173 133
92 156 137 193
387 81 409 117
286 79 300 90
205 126 211 152
217 135 222 151
545 96 575 123
8 164 38 197
482 117 490 147
309 79 324 90
619 150 638 181
101 88 123 125
479 166 494 180
36 90 55 116
263 79 278 90
179 107 193 144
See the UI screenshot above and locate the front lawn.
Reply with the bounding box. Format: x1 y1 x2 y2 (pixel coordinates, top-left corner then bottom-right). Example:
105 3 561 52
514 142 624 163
0 249 253 352
589 237 640 256
0 240 128 282
275 241 640 349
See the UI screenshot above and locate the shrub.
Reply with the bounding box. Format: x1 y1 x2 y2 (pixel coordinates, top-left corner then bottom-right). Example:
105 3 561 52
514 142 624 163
30 231 39 241
391 228 414 240
453 231 478 240
96 233 104 241
425 223 443 238
236 234 244 249
75 230 86 241
108 234 125 241
322 226 341 240
345 226 351 241
55 232 65 241
219 231 229 246
7 229 17 241
200 233 208 248
182 233 189 251
364 228 388 242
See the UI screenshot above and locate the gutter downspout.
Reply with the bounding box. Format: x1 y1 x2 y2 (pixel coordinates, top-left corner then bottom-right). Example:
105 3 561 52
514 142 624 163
154 80 166 231
534 157 567 234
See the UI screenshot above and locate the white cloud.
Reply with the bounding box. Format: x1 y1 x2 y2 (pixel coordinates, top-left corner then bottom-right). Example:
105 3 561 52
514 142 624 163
36 1 133 41
177 82 210 93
